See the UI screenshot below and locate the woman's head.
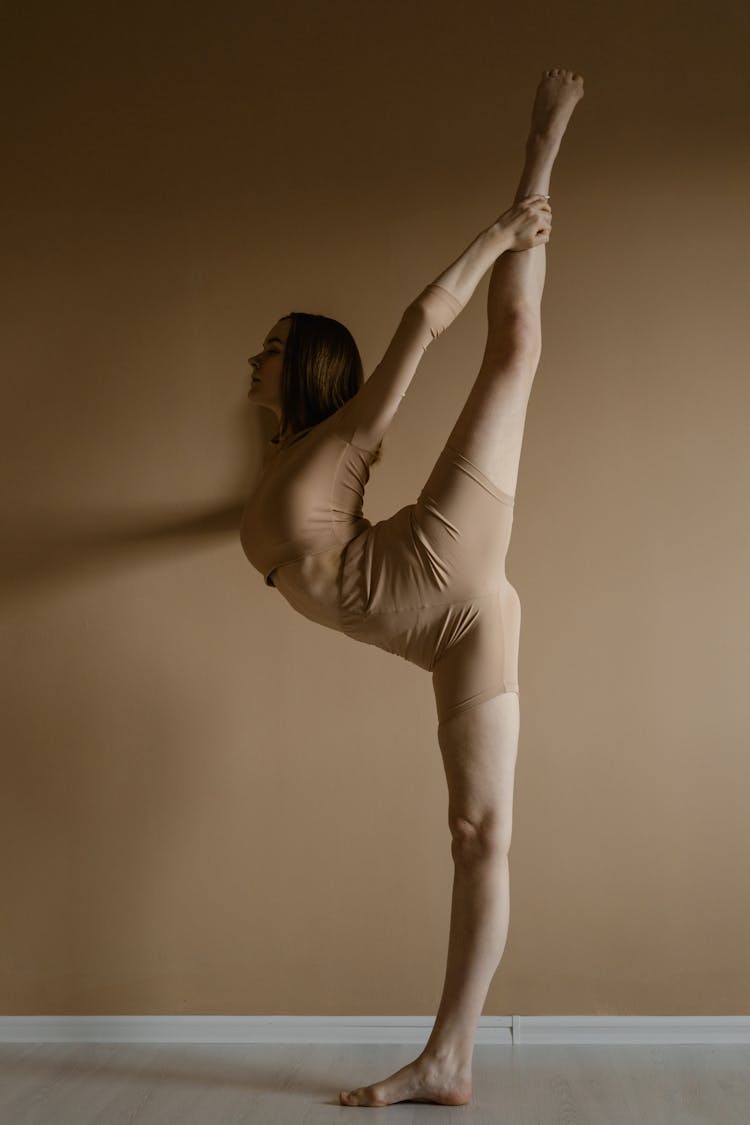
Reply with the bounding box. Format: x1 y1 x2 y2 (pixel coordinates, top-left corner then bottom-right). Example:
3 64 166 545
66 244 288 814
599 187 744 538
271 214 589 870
248 311 382 462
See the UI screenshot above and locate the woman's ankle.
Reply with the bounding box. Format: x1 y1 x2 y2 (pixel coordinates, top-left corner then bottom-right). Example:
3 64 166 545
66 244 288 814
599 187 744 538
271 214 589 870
514 138 557 203
420 1043 473 1075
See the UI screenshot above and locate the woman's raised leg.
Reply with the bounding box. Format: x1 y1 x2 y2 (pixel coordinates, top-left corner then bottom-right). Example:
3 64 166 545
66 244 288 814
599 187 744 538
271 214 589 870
444 68 584 499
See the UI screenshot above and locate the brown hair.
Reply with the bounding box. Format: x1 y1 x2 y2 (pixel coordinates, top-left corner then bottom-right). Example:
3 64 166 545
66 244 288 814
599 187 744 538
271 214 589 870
274 312 383 465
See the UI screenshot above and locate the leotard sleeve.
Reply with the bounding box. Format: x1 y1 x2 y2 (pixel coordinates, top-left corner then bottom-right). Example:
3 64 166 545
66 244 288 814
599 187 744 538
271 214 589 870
334 282 465 452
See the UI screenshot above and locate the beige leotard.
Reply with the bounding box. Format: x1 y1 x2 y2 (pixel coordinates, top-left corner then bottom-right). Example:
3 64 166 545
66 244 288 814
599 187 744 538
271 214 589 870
240 282 520 726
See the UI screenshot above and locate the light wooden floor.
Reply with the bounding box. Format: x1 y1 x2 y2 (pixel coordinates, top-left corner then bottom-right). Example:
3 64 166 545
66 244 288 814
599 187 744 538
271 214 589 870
0 1042 748 1123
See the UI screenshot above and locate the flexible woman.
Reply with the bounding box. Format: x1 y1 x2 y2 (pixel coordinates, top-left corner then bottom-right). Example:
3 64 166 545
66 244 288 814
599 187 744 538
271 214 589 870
241 67 584 1108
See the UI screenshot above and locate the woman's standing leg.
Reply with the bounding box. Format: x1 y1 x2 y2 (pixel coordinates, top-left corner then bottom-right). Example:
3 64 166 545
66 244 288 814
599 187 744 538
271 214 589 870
339 68 583 1110
416 70 584 1082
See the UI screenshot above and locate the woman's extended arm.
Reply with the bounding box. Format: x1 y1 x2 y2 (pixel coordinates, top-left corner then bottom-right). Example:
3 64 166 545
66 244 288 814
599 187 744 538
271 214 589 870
432 194 550 305
334 224 511 453
334 198 550 453
428 221 511 308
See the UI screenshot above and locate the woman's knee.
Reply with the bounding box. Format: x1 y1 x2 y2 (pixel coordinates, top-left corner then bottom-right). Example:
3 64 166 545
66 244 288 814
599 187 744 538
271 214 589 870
483 304 541 367
449 811 514 862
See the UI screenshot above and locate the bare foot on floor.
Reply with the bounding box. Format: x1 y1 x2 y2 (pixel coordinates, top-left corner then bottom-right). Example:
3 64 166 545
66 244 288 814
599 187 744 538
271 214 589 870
339 1053 472 1108
530 67 585 142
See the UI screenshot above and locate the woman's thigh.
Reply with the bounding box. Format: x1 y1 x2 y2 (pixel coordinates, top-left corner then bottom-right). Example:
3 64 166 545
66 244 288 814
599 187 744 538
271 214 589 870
437 690 520 853
442 348 539 500
413 444 516 600
431 583 521 726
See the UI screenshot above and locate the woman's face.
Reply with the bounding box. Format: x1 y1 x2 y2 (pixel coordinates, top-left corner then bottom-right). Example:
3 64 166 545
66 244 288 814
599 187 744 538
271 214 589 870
247 318 290 419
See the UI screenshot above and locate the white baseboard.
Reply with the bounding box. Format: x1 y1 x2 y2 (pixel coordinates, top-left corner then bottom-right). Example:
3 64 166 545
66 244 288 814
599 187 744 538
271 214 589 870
511 1016 750 1044
0 1015 749 1045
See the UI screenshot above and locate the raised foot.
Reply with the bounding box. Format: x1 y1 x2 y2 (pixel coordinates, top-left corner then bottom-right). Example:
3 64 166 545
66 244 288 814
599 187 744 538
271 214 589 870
530 67 585 141
339 1054 472 1108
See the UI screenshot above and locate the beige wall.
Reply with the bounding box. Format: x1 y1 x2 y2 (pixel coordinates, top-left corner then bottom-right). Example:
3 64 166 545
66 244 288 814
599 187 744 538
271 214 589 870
2 0 749 1017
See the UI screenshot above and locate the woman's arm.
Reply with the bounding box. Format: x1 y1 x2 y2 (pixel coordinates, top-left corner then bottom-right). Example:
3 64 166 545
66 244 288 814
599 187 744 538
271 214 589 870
334 198 550 453
418 194 551 309
334 223 513 452
428 221 511 308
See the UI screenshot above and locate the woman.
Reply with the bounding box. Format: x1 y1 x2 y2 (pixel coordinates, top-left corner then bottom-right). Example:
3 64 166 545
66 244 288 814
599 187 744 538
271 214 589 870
242 68 584 1108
